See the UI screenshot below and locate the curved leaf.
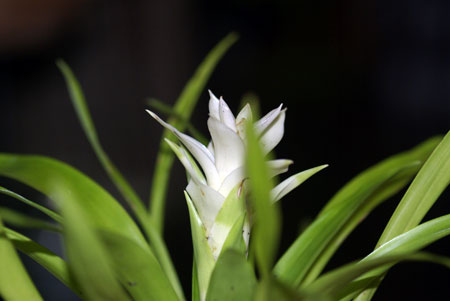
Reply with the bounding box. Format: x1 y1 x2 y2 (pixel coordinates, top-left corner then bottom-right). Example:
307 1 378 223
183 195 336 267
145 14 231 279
274 137 440 287
57 59 147 227
246 120 281 278
378 131 450 244
99 230 179 301
60 188 129 300
0 218 42 301
347 214 450 300
4 228 80 296
356 131 450 300
0 154 147 250
303 252 450 301
0 186 61 223
57 61 183 299
206 250 256 301
149 32 239 233
0 207 61 232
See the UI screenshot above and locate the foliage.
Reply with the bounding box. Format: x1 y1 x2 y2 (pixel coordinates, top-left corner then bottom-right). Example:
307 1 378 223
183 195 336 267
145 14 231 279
0 34 448 301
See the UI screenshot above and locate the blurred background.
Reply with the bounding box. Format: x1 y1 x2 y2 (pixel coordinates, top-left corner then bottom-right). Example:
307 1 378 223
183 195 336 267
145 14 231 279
0 0 449 300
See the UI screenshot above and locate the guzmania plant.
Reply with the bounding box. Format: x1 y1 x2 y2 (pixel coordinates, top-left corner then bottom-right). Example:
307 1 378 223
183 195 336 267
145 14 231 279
0 33 449 301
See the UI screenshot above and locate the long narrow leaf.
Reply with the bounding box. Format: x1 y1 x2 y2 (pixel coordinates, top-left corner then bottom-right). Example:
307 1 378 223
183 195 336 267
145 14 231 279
56 60 147 225
273 137 440 287
4 227 81 296
206 250 257 301
0 207 61 232
56 61 185 296
0 154 147 250
304 252 450 301
348 214 450 300
0 186 62 223
356 131 450 300
149 32 239 234
0 217 43 301
59 187 130 300
378 131 450 245
246 120 281 277
99 230 179 301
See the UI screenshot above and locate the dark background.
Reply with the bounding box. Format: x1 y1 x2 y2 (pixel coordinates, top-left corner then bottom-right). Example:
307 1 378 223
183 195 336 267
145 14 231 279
0 0 449 300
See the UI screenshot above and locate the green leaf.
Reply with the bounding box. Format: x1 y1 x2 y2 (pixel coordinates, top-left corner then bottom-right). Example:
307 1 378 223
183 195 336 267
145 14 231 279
274 137 440 287
98 230 179 301
303 252 450 301
192 259 201 301
378 131 450 245
149 32 239 234
185 191 216 300
356 131 450 300
220 213 247 256
0 207 61 232
56 59 147 227
254 277 317 301
210 183 247 256
206 250 257 301
0 217 43 301
4 227 81 296
60 188 130 300
0 186 62 223
246 121 281 277
346 214 450 300
0 154 147 250
57 61 184 299
367 214 450 260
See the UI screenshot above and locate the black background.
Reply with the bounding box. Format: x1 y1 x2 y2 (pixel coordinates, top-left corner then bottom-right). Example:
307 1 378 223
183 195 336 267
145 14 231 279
0 1 449 300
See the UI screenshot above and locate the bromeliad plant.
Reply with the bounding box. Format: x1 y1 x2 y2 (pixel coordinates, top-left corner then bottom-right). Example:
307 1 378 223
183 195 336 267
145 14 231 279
0 33 449 301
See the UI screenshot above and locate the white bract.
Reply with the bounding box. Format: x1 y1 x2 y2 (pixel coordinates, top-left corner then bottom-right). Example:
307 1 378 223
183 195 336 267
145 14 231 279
147 91 326 260
148 91 327 299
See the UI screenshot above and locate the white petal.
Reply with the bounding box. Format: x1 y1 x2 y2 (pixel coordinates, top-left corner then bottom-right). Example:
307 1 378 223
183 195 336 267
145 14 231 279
187 180 225 230
259 109 286 154
165 139 206 185
208 90 220 120
219 97 237 132
207 141 214 154
271 164 328 202
267 159 293 177
147 110 220 187
255 104 283 135
207 117 245 182
217 167 246 197
235 103 253 141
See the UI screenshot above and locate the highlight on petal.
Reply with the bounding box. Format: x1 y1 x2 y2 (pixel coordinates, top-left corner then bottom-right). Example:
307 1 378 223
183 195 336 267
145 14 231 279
187 181 225 230
147 110 220 187
218 97 237 132
207 117 245 183
271 164 328 202
259 109 286 154
254 104 283 135
235 103 253 141
217 167 246 197
208 90 220 120
267 159 294 177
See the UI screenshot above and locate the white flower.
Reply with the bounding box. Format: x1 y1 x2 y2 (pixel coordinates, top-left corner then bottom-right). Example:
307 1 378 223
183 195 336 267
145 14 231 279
147 91 326 258
148 91 327 300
